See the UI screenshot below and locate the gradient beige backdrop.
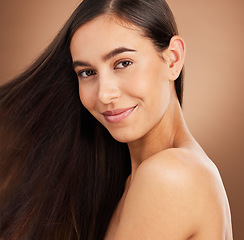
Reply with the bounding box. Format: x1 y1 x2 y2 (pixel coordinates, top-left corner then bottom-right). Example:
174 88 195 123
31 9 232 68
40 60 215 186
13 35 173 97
0 0 243 238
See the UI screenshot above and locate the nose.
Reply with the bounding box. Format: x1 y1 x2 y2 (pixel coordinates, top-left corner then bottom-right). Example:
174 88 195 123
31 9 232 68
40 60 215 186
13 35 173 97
97 75 121 104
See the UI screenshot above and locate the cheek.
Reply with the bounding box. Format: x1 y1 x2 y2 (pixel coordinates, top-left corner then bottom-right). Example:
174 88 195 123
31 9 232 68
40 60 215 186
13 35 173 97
78 84 97 110
124 63 168 99
122 68 149 98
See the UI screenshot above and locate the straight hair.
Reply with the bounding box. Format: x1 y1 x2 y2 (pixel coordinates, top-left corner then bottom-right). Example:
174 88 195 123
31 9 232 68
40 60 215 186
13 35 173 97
0 0 183 239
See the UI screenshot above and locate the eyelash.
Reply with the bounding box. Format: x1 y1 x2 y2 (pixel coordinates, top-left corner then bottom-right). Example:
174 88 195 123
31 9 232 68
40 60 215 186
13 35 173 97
77 60 133 78
114 60 133 69
77 70 96 78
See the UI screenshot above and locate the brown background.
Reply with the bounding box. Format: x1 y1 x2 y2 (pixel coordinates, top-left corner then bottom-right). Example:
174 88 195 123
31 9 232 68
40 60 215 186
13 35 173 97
0 0 243 238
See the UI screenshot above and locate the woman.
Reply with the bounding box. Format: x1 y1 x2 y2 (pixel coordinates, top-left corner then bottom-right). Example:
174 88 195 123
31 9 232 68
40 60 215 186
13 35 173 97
0 0 233 239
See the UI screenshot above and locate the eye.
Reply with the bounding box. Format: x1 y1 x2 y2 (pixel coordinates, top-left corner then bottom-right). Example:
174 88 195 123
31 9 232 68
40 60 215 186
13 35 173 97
78 70 96 78
115 60 133 69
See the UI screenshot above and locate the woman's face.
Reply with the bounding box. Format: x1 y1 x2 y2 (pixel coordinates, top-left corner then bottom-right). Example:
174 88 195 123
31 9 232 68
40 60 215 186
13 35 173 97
70 15 172 143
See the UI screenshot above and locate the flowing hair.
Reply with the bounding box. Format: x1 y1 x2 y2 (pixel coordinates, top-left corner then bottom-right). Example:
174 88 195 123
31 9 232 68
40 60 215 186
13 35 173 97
0 0 183 239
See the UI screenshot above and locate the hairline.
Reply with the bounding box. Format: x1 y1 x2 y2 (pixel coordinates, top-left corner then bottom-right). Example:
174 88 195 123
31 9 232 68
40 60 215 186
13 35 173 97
68 12 167 55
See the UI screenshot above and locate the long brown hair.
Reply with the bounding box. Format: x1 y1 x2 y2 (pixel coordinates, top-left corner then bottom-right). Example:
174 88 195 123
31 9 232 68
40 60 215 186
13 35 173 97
0 0 182 239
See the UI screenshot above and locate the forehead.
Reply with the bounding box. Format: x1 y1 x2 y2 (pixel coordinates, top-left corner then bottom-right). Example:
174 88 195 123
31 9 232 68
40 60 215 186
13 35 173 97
70 15 154 60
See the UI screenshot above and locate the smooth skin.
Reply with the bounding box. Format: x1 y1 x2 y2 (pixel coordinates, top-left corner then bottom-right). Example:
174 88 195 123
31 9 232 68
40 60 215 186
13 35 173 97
70 15 233 240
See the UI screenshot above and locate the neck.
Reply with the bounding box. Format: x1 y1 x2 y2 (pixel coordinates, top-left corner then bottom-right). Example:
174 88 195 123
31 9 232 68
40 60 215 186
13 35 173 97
127 94 192 179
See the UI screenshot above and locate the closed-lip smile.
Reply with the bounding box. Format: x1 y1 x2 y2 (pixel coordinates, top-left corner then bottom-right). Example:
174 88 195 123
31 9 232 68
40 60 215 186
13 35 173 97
102 106 137 123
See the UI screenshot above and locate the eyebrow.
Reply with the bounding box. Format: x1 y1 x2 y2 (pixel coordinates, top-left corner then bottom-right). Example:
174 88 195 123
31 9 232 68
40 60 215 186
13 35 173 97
102 47 136 61
72 60 91 69
72 47 136 69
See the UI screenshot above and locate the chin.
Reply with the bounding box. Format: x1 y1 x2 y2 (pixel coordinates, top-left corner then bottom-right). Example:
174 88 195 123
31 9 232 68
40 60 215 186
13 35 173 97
109 130 140 144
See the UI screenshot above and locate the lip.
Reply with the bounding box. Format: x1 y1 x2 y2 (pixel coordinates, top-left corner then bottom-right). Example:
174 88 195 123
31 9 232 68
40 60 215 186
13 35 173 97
102 106 137 123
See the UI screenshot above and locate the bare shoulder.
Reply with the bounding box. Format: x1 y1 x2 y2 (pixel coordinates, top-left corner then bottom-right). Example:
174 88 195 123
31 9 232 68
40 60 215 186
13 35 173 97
135 147 224 196
115 148 233 240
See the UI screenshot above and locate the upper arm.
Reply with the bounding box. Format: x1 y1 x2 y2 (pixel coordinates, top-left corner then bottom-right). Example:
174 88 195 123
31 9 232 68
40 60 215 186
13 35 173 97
114 151 229 240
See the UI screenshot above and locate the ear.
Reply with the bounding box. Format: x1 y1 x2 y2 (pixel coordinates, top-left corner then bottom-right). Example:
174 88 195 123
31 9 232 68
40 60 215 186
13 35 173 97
163 36 186 81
